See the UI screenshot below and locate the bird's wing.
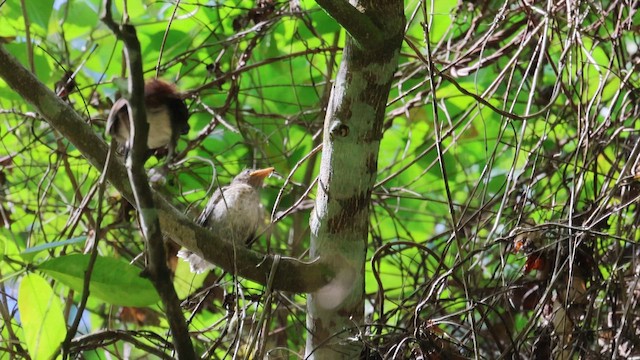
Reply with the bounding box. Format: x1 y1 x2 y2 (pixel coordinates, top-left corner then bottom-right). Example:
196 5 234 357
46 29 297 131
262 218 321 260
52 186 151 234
196 186 226 226
165 97 190 135
106 98 129 136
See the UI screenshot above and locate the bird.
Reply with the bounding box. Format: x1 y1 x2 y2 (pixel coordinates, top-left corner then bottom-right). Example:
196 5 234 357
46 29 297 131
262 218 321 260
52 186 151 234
178 167 275 273
106 79 190 160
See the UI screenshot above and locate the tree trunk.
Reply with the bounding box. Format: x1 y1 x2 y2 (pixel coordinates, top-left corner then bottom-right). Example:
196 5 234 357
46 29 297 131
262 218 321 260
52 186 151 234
305 1 404 358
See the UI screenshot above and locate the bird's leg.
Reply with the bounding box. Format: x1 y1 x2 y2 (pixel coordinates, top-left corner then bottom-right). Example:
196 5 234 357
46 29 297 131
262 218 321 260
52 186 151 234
148 136 178 186
165 132 179 167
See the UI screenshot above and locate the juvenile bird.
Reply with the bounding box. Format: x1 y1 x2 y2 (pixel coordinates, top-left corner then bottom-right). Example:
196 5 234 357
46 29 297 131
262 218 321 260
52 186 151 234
106 79 190 160
179 167 275 273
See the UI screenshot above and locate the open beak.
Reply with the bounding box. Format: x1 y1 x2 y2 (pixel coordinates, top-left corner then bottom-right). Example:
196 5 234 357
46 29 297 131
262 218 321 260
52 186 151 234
249 167 275 180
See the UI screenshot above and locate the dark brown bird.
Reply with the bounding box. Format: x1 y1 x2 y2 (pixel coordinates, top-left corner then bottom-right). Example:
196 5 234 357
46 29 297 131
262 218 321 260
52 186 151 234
179 167 275 273
106 79 190 159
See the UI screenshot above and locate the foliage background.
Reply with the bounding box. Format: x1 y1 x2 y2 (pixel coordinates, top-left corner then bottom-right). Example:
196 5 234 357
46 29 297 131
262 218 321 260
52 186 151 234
1 0 639 358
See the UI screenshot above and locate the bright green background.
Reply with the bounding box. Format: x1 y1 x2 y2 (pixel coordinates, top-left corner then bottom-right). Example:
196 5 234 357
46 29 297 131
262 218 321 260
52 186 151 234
1 0 638 358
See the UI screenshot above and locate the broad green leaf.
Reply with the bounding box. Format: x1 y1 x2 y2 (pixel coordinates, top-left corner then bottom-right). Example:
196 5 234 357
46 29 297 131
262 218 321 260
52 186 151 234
311 8 341 35
147 30 191 59
18 273 66 360
20 236 87 261
3 43 52 83
64 0 99 27
25 0 55 30
39 254 160 307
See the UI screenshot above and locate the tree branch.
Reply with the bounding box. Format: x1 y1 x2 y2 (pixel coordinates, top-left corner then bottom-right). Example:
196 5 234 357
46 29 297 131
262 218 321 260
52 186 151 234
0 43 332 294
314 0 383 50
100 1 195 358
70 330 173 359
304 0 405 356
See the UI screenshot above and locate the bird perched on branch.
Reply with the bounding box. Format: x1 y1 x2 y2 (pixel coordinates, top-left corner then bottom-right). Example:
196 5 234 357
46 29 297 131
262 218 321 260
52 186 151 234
179 167 275 273
106 79 190 160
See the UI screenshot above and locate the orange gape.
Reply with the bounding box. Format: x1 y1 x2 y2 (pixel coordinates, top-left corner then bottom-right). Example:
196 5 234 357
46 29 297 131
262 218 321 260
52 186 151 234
178 167 275 274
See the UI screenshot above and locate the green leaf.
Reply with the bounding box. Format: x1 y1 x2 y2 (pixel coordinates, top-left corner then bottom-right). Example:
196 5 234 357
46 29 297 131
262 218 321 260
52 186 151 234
2 43 53 83
25 0 54 30
0 228 8 257
64 0 99 27
39 254 160 307
147 30 191 58
18 273 66 360
20 236 87 261
311 9 341 35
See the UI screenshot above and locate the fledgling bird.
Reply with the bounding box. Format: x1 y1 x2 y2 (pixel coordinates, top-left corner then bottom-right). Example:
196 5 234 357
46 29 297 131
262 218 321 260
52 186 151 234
106 79 190 160
178 167 275 273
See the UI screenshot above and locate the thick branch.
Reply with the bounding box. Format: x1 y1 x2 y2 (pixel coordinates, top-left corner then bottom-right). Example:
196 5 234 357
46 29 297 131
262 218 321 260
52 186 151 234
100 1 195 358
0 45 331 292
305 0 405 357
314 0 383 50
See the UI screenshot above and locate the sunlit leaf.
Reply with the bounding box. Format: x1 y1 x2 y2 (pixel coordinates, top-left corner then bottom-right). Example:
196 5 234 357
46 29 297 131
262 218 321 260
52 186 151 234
25 0 54 30
39 254 160 307
18 273 66 360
